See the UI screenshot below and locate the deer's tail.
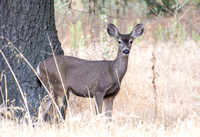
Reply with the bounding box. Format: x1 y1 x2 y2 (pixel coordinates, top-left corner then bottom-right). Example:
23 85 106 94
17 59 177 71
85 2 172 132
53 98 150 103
36 63 42 87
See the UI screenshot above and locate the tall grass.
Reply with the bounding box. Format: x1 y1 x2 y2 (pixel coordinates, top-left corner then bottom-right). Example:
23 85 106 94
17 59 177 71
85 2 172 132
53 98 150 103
1 1 200 136
1 36 200 137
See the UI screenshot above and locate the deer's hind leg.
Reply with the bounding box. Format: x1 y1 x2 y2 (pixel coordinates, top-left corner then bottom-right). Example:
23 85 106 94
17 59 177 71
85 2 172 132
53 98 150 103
60 93 69 120
53 85 70 121
38 94 53 122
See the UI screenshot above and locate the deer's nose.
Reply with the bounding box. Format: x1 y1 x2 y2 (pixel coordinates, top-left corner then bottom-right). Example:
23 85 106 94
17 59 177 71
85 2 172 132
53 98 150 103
122 48 130 55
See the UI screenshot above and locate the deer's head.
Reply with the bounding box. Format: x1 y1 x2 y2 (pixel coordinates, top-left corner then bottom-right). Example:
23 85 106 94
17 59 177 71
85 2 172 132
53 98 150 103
107 23 144 56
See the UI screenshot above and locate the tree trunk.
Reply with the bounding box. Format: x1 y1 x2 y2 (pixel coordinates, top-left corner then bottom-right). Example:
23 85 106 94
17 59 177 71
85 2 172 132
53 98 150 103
0 0 63 116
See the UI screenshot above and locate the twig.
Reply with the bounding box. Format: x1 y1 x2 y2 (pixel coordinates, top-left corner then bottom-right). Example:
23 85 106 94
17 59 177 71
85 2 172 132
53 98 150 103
0 49 32 127
0 36 66 126
4 74 7 122
151 50 158 119
46 33 72 124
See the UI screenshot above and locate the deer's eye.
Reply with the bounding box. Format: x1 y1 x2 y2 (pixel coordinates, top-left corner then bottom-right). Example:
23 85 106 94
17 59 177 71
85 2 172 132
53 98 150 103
130 41 133 44
118 41 122 44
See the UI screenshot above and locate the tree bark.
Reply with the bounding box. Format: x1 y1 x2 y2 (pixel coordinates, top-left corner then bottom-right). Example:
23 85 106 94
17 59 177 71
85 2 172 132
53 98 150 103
0 0 63 116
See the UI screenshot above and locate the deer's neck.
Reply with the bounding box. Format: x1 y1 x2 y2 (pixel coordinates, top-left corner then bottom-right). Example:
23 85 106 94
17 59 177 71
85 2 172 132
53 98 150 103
113 50 129 82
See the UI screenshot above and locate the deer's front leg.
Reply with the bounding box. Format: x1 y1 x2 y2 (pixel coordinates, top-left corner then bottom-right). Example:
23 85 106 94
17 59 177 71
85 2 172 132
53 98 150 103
103 95 116 121
94 91 104 114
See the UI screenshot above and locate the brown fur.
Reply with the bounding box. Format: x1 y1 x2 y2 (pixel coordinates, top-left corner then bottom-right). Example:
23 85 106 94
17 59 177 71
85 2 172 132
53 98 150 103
37 23 144 121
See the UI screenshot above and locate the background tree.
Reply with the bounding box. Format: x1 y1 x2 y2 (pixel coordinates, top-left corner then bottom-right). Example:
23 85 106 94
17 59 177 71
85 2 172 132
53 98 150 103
0 0 63 116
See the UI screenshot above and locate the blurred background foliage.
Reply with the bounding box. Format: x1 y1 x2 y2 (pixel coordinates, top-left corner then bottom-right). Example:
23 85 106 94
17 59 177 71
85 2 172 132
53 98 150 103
51 1 200 126
54 0 200 58
55 0 200 16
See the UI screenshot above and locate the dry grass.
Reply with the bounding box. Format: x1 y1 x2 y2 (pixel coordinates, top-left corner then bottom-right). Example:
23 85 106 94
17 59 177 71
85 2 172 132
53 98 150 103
1 39 200 137
2 39 195 137
1 4 200 136
64 39 200 123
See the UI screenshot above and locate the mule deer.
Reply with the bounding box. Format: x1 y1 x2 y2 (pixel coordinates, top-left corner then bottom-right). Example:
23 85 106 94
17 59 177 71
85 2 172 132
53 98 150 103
36 23 144 121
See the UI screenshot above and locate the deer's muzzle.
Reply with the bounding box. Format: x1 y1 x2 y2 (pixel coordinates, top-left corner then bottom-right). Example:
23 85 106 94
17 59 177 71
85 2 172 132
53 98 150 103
122 48 130 55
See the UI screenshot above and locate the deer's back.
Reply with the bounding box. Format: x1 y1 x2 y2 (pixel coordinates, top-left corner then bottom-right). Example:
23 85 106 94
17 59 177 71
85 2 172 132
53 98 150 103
39 55 119 97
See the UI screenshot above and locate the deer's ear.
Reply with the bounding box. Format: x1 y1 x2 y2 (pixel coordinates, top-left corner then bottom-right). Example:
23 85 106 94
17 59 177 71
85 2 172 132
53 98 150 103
107 23 119 39
131 23 144 39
